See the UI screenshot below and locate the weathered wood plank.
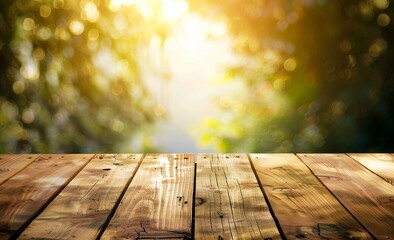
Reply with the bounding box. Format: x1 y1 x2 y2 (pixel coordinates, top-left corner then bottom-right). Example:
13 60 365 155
298 154 394 239
250 154 371 239
19 154 142 240
349 153 394 185
195 154 281 239
101 154 194 239
0 154 39 186
0 154 93 239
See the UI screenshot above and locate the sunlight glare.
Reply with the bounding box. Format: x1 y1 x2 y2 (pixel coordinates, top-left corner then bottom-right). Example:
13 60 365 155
162 0 189 19
108 0 188 19
160 156 169 165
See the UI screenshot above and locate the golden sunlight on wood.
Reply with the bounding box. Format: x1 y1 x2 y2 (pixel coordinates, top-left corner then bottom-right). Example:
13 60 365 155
2 154 392 239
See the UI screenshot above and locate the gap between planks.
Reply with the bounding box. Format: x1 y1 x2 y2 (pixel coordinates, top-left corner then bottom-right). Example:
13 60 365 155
101 154 195 239
0 154 40 186
194 153 281 239
2 153 393 240
249 153 372 239
347 153 394 185
298 154 394 239
0 154 95 239
20 154 143 240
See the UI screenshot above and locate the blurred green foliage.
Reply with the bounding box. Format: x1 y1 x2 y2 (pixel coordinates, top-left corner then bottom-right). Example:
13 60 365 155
191 0 394 152
2 0 394 153
0 0 169 153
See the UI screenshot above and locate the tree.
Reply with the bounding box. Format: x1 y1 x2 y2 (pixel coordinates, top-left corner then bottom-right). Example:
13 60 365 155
191 0 394 152
0 0 169 153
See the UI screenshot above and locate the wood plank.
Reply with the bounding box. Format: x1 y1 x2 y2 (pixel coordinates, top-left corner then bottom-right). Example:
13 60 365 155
250 154 372 239
298 154 394 239
348 153 394 185
0 154 39 186
195 154 281 239
19 154 142 240
101 154 194 239
0 154 93 239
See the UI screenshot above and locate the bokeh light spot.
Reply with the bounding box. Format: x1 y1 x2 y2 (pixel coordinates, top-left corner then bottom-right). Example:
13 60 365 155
53 0 65 9
23 18 35 31
12 81 25 94
22 109 35 124
37 27 52 40
40 5 52 18
369 38 388 57
111 119 125 132
55 27 70 41
69 20 85 35
20 64 39 81
88 28 99 41
283 58 297 71
33 48 45 61
82 2 100 22
377 13 390 27
373 0 389 10
108 0 122 12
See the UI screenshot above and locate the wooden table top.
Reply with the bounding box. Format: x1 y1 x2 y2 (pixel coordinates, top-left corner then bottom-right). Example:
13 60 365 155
0 153 393 239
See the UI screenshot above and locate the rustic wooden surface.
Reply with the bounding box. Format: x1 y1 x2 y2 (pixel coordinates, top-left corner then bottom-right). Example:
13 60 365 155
0 154 38 186
101 154 195 239
195 154 281 239
19 154 142 240
299 154 394 239
0 153 393 240
249 154 371 239
0 154 93 239
349 153 394 185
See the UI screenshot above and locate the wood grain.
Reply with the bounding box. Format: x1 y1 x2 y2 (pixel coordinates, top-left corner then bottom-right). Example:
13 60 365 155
298 154 394 239
19 154 142 240
0 154 93 239
349 153 394 185
101 154 194 239
195 154 281 239
250 154 371 239
0 154 39 186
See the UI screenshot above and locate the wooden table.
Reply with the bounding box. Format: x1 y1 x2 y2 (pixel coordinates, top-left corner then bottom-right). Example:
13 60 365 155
0 153 393 239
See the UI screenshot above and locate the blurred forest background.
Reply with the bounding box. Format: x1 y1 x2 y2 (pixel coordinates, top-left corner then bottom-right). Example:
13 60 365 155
1 0 393 153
